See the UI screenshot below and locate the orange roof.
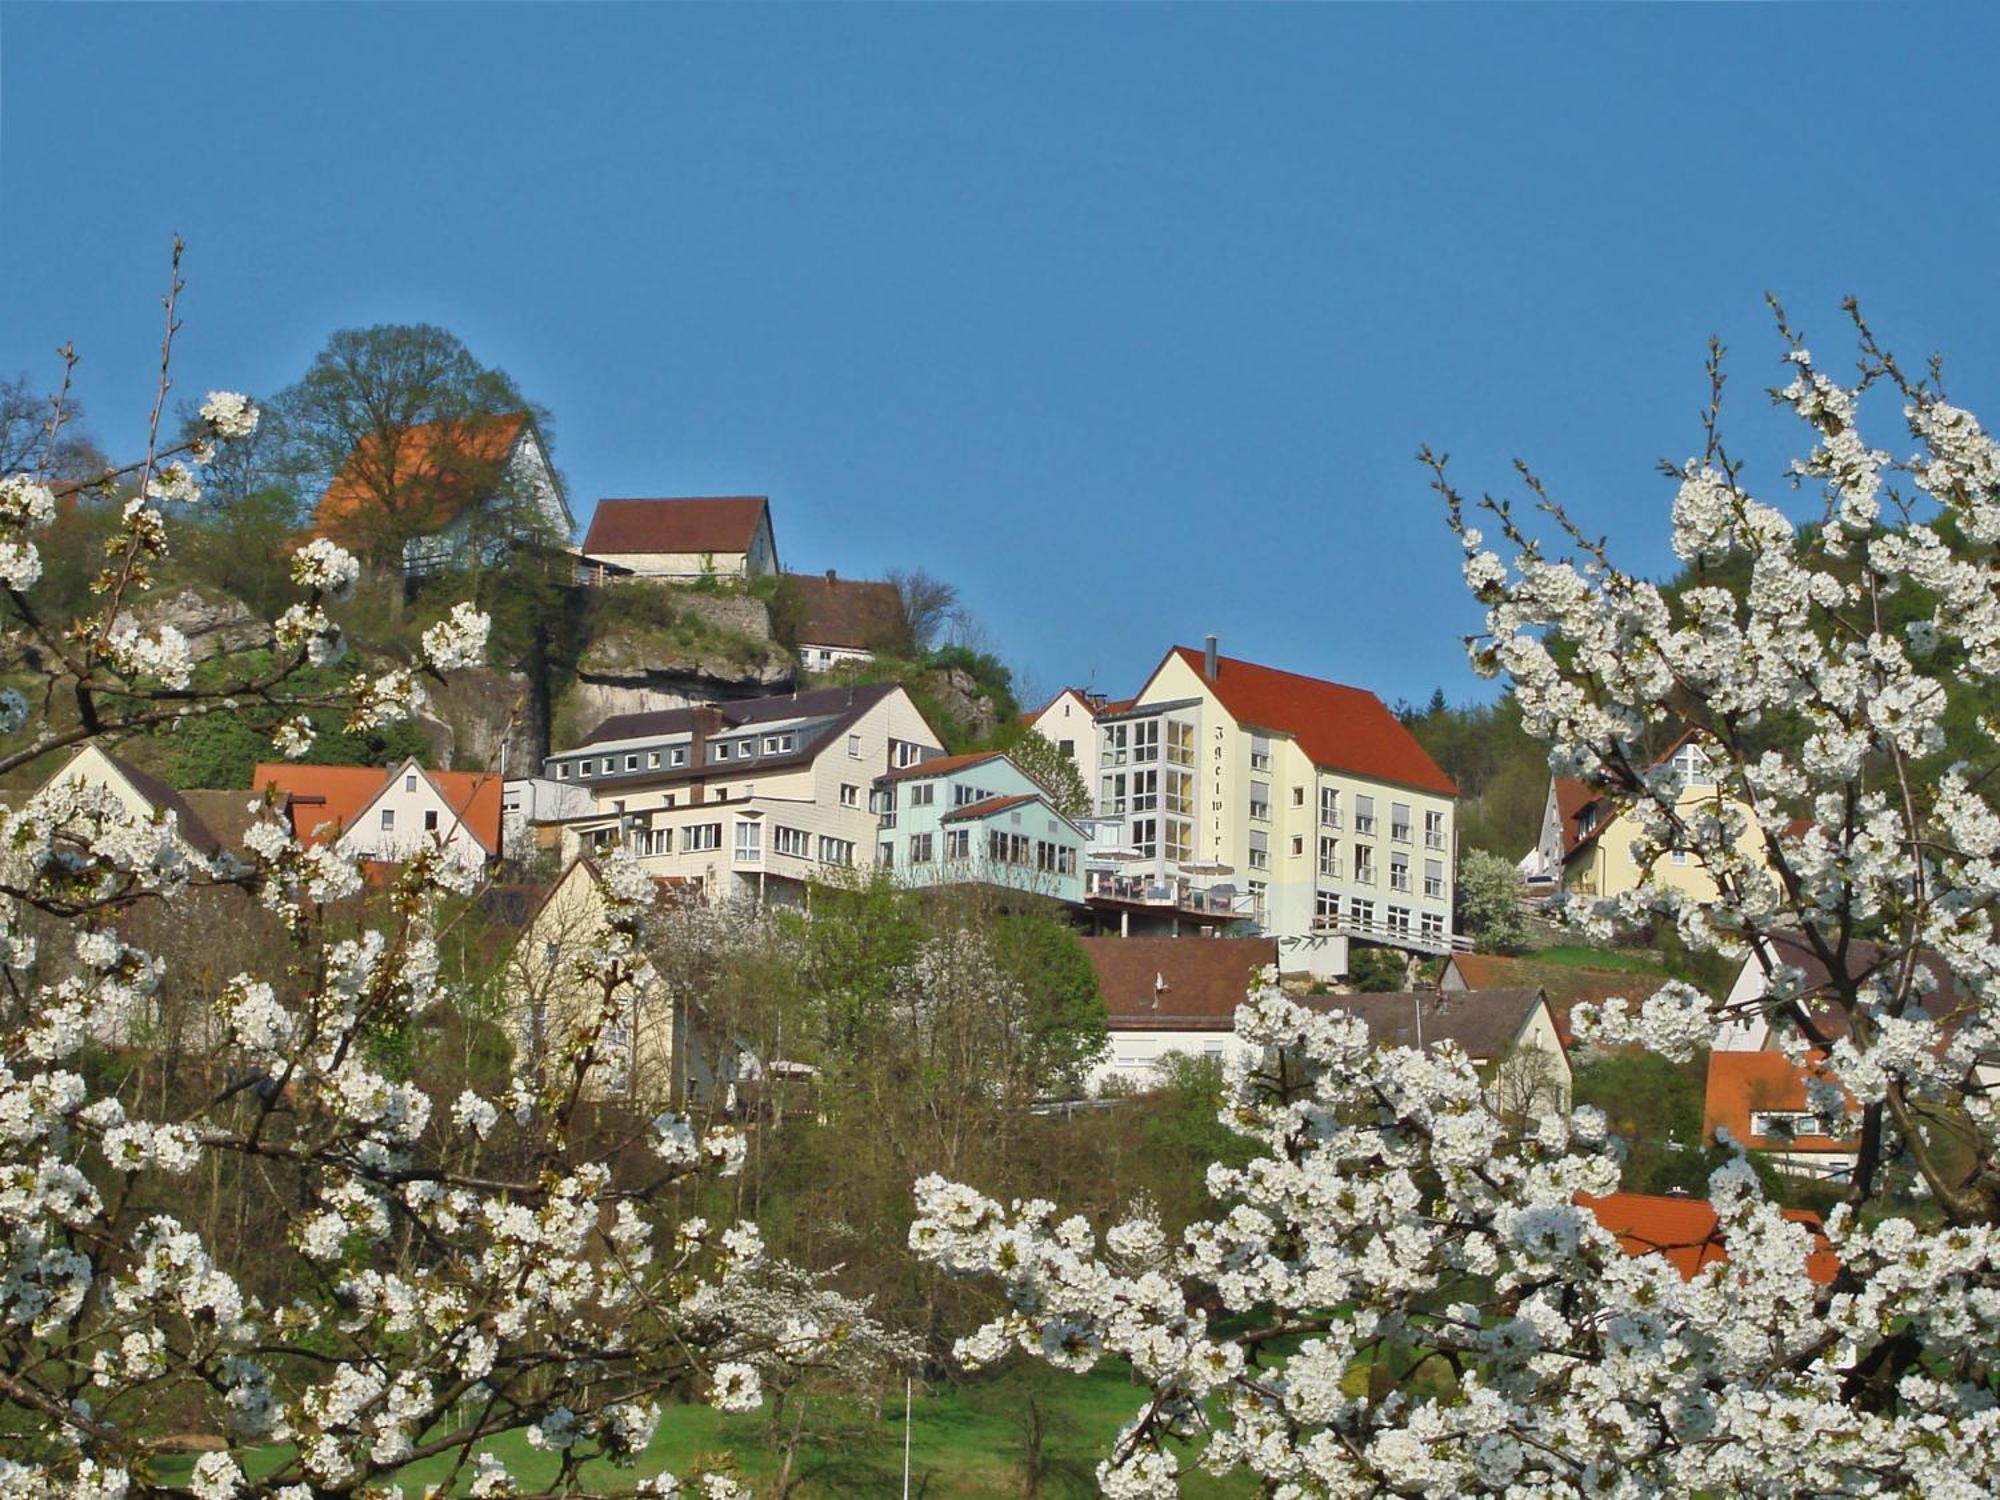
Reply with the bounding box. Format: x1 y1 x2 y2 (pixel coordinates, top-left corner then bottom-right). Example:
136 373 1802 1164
1581 1191 1838 1285
941 791 1043 823
1554 777 1599 856
312 412 529 547
880 750 1005 783
1702 1049 1855 1154
1164 647 1456 797
582 497 769 557
252 761 504 857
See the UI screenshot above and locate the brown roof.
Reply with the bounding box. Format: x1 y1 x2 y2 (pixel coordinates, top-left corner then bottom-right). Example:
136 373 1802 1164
1308 987 1547 1062
881 750 1005 783
1080 936 1278 1031
582 497 768 557
177 789 272 857
1581 1192 1838 1285
1446 952 1648 1047
788 572 904 651
1554 777 1599 857
1163 647 1456 797
313 412 529 547
941 792 1043 823
1745 929 1972 1045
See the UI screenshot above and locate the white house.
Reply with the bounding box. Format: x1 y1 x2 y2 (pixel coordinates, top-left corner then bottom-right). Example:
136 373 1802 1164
1080 935 1277 1094
578 496 779 582
536 682 946 903
253 758 503 876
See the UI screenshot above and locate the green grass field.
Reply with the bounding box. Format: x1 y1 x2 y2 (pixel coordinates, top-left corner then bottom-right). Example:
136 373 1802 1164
154 1362 1257 1497
1524 944 1668 975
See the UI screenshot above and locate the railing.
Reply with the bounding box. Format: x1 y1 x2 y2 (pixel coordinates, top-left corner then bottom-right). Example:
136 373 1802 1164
1085 870 1250 917
1311 912 1472 954
1355 817 1377 836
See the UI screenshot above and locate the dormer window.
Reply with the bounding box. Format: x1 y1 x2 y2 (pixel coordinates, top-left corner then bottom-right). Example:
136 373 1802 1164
1671 742 1715 786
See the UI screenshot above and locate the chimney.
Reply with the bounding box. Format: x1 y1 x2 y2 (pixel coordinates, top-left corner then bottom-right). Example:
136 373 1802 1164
1203 634 1219 683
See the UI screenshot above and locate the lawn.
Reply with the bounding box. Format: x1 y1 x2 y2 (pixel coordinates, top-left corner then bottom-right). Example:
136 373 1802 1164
152 1361 1257 1497
1524 944 1668 975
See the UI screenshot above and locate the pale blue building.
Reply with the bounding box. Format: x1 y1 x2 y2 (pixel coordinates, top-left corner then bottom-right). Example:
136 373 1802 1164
873 750 1086 904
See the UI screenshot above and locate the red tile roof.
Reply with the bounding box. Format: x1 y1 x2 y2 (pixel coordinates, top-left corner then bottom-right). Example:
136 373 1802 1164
1580 1192 1838 1284
1702 1049 1855 1155
1554 777 1599 856
881 750 1005 783
1080 937 1278 1031
1164 647 1456 797
313 412 529 547
940 792 1043 823
582 497 769 557
252 762 504 857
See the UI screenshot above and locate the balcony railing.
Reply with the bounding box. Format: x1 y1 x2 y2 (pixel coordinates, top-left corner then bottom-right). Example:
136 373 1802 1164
1354 817 1376 836
1085 870 1251 918
1311 911 1471 955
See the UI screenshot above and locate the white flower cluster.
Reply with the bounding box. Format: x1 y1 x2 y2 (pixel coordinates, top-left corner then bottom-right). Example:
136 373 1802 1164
197 391 260 442
420 601 492 672
289 536 361 600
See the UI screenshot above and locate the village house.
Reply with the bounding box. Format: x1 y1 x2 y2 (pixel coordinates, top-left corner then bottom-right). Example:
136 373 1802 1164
577 496 779 582
1079 935 1278 1093
1703 1048 1859 1181
874 750 1086 904
34 743 238 864
537 682 945 902
1441 950 1647 1048
503 857 747 1106
1074 638 1460 974
787 569 905 671
1524 733 1775 905
313 410 572 578
1322 986 1573 1122
1023 687 1125 795
253 758 503 875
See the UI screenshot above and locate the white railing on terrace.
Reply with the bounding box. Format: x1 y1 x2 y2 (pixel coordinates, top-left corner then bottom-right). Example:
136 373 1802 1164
1085 870 1253 918
1312 912 1472 955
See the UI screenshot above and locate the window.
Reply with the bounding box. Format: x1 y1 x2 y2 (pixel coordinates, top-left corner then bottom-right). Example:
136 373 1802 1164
1320 786 1342 829
1035 840 1060 873
1350 898 1375 929
1390 853 1411 893
1749 1110 1818 1139
818 836 855 866
1420 911 1445 943
945 828 971 860
1058 738 1074 758
879 841 894 869
404 773 418 792
1131 769 1158 812
555 763 567 780
1132 817 1158 858
668 747 688 768
847 734 862 759
625 754 639 772
1318 836 1343 879
774 825 810 858
1249 733 1272 772
1104 723 1129 766
713 742 732 762
1672 741 1715 786
649 750 661 768
1671 847 1689 865
685 823 723 852
1099 773 1127 817
1292 785 1305 808
764 734 792 754
1424 858 1445 899
635 826 672 856
1425 809 1446 850
1355 846 1376 884
734 740 756 760
1290 835 1304 857
380 809 395 831
910 783 935 807
1166 720 1195 767
424 810 439 832
840 783 859 808
1387 905 1412 937
911 832 934 864
987 831 1031 865
1165 770 1194 815
1392 803 1412 843
1249 782 1271 821
1248 879 1267 915
1059 847 1078 876
1316 889 1340 922
891 739 923 768
1165 818 1193 862
578 760 594 779
1131 719 1160 762
1354 794 1376 836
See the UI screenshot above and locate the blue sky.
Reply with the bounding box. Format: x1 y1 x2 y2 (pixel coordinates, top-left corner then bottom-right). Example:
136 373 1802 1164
4 5 1997 711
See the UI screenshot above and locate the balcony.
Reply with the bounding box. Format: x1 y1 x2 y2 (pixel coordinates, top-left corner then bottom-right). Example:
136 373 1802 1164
1311 911 1471 957
1085 870 1251 919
